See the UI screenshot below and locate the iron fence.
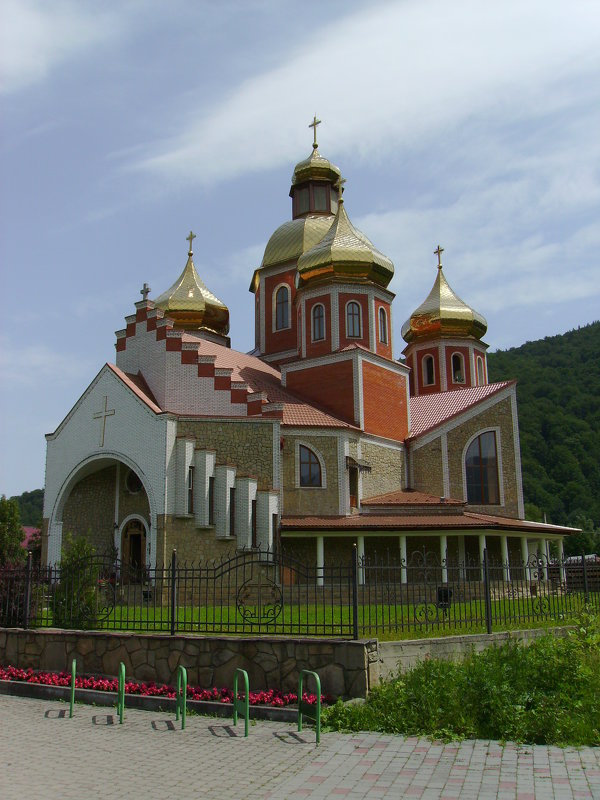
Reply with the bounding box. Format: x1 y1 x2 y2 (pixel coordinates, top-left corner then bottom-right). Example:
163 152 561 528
1 549 598 639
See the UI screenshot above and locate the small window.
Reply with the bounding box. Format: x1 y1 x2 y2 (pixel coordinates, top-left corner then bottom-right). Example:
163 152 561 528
299 445 322 487
378 307 388 344
466 431 500 504
126 470 142 494
312 303 325 341
295 187 309 215
208 476 215 525
452 353 465 384
346 301 361 338
423 355 435 386
313 185 327 211
275 285 290 330
477 356 485 386
251 499 257 548
187 467 194 515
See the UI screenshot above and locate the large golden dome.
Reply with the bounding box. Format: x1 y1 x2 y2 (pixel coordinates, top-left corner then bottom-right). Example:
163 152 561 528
401 255 487 343
296 198 394 289
261 215 335 269
154 234 229 335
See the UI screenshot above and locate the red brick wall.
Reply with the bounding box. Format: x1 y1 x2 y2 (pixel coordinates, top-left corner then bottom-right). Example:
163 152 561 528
362 361 408 440
374 300 393 360
263 270 296 355
304 294 332 359
285 359 356 424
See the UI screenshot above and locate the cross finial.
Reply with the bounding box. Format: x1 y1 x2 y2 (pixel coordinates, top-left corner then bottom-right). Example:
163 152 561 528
140 282 151 301
335 176 346 201
434 245 444 269
186 230 196 255
309 114 321 149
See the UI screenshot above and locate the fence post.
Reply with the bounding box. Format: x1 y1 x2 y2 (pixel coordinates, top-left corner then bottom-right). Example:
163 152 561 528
23 551 33 630
582 553 589 604
483 549 493 635
170 549 177 637
352 545 359 640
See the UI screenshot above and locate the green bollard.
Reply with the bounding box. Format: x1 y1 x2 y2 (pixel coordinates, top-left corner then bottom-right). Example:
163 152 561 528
298 669 321 745
117 662 125 724
69 658 76 718
175 665 187 730
233 668 249 738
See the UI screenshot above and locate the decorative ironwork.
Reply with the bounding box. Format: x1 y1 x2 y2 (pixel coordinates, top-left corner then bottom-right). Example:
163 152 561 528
236 577 283 625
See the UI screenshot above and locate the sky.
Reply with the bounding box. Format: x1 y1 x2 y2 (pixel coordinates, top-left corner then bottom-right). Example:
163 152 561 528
1 0 599 498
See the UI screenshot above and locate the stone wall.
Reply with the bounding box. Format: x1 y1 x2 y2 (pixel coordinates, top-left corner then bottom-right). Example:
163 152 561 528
282 434 341 515
0 629 378 699
160 515 237 565
62 466 116 554
360 440 404 500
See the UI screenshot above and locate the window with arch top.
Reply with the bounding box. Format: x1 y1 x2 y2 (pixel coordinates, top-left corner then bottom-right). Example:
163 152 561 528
451 353 465 384
346 301 361 338
299 445 322 487
378 307 388 344
466 431 500 504
275 285 290 330
311 303 325 342
423 354 435 386
477 356 485 386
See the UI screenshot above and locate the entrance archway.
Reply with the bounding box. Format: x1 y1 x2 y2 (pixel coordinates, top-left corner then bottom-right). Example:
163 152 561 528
121 518 147 582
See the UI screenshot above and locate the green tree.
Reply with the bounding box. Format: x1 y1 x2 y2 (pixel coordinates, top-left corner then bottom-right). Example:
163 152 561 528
0 495 24 565
53 534 100 630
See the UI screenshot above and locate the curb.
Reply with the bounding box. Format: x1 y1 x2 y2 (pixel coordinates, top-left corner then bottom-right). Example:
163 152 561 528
0 680 299 722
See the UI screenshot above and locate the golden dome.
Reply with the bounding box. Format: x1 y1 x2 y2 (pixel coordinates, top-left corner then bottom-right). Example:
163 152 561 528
296 198 394 289
261 215 335 269
154 233 229 335
401 254 487 344
291 143 341 188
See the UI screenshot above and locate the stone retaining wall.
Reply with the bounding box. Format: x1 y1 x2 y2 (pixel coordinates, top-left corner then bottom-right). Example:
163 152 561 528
0 629 379 698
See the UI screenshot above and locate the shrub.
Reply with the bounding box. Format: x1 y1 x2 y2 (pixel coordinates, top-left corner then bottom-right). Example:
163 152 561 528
52 535 100 630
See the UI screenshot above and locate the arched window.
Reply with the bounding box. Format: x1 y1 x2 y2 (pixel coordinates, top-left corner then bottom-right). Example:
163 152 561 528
275 285 289 330
378 307 388 344
346 301 361 338
452 353 465 384
299 445 322 487
477 356 485 386
423 355 435 386
466 431 500 504
312 303 325 341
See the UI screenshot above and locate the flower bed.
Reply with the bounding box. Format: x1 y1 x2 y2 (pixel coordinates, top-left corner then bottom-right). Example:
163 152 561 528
0 665 330 707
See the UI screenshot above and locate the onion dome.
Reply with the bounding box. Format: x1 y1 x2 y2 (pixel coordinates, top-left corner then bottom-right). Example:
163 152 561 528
154 232 229 335
401 247 487 343
296 195 394 289
260 215 335 270
291 144 341 188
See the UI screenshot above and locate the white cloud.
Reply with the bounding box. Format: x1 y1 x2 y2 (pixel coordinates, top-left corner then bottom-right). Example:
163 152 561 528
132 0 600 186
0 338 94 386
0 1 127 94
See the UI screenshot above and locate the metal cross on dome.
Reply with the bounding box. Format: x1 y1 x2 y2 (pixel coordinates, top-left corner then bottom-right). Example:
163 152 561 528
309 114 321 147
434 245 444 269
186 231 196 254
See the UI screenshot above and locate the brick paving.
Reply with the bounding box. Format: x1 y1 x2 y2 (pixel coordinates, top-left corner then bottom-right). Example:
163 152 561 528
1 695 599 799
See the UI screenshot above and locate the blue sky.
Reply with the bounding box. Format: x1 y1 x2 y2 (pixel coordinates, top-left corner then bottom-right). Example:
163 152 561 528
1 0 599 498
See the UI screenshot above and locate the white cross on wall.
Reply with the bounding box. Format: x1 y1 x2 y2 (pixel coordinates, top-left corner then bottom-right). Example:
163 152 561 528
93 396 115 447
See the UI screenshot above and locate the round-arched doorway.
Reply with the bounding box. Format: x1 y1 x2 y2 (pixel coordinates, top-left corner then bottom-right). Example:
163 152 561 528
121 518 147 582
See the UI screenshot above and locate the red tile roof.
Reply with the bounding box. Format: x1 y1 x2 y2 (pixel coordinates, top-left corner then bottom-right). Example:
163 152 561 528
362 489 464 506
409 381 515 439
107 364 163 414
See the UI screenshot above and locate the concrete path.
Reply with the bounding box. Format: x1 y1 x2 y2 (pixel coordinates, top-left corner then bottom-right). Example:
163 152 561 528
1 695 598 799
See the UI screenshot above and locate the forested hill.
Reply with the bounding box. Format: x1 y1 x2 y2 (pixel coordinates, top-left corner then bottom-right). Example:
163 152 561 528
487 321 600 530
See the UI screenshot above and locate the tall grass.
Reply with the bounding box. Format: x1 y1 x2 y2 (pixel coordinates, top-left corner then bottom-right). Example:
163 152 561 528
323 606 600 746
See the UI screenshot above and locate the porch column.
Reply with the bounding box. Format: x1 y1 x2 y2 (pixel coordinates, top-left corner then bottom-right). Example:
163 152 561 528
357 535 365 586
501 536 510 581
113 462 121 558
537 540 547 580
557 538 566 583
440 535 448 583
458 535 466 580
316 536 324 587
478 533 487 580
399 535 407 584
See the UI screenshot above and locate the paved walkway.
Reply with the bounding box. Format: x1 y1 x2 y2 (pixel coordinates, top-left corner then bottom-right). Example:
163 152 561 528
1 695 598 799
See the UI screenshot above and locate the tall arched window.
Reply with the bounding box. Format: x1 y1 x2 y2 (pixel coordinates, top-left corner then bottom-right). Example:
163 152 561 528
275 285 289 330
423 355 435 386
312 303 325 341
466 431 499 504
378 307 388 344
452 353 465 384
299 445 322 487
346 301 361 338
477 356 485 386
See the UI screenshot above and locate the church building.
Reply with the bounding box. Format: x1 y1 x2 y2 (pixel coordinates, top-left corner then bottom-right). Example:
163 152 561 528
41 121 572 579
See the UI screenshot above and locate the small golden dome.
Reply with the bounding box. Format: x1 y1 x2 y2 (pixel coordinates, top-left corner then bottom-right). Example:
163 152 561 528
291 144 342 188
261 215 335 269
296 198 394 289
401 252 487 343
154 233 229 335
